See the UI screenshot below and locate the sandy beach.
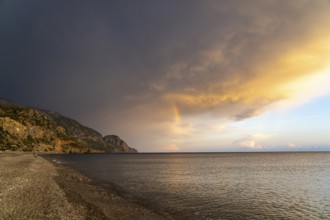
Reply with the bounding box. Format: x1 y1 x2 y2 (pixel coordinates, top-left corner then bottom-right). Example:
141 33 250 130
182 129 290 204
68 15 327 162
0 153 168 220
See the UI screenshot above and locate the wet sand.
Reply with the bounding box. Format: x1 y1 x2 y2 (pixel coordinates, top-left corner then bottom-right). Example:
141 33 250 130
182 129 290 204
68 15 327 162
0 153 168 220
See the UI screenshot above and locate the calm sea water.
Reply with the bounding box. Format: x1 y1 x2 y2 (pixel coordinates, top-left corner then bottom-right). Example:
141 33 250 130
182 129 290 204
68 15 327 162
48 153 330 219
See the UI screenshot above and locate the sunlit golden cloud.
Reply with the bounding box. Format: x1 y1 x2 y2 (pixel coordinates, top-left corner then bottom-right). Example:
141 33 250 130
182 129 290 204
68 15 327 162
160 24 330 120
127 0 330 150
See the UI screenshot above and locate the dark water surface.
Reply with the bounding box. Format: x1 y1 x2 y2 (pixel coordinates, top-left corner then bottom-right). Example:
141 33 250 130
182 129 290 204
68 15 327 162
47 153 330 219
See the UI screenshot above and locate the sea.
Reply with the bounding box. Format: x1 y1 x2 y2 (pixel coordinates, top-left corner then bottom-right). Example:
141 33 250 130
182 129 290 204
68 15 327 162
47 152 330 219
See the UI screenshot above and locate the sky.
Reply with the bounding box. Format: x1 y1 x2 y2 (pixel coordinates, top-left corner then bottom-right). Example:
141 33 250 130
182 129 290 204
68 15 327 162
1 0 330 152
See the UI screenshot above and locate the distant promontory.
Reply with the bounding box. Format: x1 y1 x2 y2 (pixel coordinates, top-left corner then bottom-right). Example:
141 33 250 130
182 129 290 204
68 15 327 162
0 98 137 153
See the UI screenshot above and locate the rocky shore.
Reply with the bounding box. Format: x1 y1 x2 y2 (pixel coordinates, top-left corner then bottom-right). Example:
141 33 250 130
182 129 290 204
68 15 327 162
0 153 167 220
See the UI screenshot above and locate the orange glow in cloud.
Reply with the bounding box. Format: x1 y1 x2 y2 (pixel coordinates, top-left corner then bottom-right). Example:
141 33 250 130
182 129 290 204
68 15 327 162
164 28 330 121
101 1 330 151
158 28 330 151
170 104 195 137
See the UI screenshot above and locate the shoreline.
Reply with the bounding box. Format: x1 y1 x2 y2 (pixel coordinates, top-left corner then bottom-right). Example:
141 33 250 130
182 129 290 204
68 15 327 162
0 152 169 220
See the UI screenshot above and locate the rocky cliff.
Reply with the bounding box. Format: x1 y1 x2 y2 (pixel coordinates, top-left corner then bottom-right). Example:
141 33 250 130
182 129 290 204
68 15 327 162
0 98 137 153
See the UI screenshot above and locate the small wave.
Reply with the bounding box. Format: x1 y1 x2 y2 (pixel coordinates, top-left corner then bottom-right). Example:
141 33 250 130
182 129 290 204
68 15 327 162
52 159 64 164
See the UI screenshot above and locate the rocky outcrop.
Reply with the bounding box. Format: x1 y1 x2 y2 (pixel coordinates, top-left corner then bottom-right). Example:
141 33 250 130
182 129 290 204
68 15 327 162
103 135 137 153
0 98 137 153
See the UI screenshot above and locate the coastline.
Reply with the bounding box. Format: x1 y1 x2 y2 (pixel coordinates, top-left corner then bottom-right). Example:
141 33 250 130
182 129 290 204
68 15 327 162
0 152 168 220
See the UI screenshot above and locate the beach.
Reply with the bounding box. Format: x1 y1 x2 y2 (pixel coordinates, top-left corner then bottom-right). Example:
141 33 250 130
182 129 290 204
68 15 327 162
0 153 168 220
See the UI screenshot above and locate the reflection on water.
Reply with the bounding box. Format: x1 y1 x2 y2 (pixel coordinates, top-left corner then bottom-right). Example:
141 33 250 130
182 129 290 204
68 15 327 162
48 153 330 219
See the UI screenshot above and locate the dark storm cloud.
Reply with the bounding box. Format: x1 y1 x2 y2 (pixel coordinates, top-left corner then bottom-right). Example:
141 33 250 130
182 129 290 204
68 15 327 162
1 0 235 115
1 0 212 112
1 0 330 151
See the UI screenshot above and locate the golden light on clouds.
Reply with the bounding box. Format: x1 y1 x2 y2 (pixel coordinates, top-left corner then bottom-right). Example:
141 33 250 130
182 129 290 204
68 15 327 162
155 20 330 151
91 0 330 151
170 104 187 136
122 1 327 153
164 27 330 120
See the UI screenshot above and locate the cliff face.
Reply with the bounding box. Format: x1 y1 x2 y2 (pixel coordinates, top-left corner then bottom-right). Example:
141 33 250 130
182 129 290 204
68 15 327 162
0 98 137 153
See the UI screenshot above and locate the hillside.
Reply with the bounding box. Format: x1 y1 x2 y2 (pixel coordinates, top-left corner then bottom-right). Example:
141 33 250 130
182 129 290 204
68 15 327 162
0 98 137 153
